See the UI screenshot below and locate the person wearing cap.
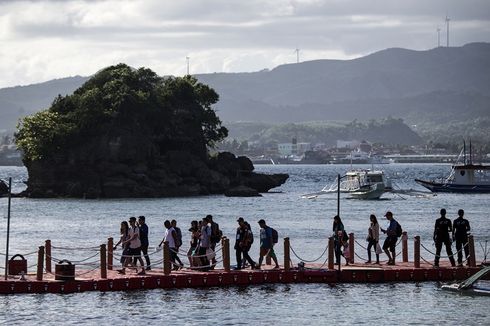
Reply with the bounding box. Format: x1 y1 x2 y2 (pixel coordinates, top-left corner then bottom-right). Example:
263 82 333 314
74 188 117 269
380 211 398 265
433 208 456 267
234 217 256 270
119 216 146 275
257 219 279 269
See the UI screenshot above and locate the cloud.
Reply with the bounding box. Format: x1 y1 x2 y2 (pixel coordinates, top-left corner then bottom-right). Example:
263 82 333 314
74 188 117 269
0 0 489 87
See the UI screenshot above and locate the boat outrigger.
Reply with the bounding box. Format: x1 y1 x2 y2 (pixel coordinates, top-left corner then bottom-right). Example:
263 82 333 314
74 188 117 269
302 169 391 200
415 142 490 193
441 266 490 296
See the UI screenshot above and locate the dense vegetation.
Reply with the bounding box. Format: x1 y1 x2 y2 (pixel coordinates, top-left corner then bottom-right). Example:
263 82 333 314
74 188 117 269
15 64 228 162
220 117 422 151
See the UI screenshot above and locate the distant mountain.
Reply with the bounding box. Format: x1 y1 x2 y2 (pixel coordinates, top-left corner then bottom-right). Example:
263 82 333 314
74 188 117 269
0 76 88 130
196 42 490 123
1 43 489 132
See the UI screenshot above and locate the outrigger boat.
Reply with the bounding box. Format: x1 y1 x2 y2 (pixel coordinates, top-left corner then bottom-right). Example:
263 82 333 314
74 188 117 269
303 169 391 200
441 266 490 296
415 142 490 193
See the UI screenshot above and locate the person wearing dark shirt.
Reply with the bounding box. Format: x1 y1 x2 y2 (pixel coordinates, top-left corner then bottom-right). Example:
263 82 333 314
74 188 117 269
332 215 345 265
380 211 398 265
453 209 471 266
433 209 455 267
138 216 151 270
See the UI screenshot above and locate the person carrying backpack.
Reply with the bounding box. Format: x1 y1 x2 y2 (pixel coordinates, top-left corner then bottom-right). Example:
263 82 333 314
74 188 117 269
207 215 222 267
234 217 256 270
380 211 400 266
257 219 280 269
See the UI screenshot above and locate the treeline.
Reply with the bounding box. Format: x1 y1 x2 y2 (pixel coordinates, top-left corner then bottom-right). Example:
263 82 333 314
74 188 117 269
219 117 423 150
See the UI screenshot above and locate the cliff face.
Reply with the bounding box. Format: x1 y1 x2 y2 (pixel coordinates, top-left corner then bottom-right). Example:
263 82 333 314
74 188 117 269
24 148 288 198
17 64 288 198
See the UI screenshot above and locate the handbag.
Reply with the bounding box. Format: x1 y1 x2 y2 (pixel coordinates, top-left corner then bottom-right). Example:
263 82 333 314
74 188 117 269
375 243 383 255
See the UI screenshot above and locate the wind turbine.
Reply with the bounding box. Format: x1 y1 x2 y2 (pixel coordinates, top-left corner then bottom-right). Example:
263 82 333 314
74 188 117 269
437 27 441 47
445 16 450 47
294 48 300 63
186 56 190 75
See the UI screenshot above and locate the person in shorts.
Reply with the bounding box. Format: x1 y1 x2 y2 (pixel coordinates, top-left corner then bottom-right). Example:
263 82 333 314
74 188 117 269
256 219 279 269
119 216 145 275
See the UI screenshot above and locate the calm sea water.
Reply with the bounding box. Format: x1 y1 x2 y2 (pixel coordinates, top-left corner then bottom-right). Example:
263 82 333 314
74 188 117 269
0 164 489 325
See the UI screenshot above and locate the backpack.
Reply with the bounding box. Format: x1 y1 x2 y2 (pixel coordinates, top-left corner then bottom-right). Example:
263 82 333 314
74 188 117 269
211 222 222 243
248 229 254 245
395 221 402 238
271 228 279 244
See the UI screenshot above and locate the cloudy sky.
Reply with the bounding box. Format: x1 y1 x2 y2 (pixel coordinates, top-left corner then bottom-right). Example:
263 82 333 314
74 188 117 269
1 0 489 88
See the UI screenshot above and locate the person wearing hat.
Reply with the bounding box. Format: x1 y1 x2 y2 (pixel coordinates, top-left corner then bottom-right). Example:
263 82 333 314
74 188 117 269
380 211 398 266
257 219 279 269
234 217 256 270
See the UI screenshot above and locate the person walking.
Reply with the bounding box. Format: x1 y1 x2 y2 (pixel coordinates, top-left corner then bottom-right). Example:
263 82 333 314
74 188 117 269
380 211 398 266
366 214 380 264
256 219 280 269
187 220 200 267
198 216 212 269
332 215 345 265
137 216 151 270
208 215 222 267
234 217 256 270
433 208 456 267
453 209 471 266
171 220 184 268
113 221 130 269
159 220 182 270
119 216 145 275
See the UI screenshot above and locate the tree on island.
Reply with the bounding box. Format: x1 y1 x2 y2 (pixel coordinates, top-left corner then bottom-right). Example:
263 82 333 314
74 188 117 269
15 64 287 198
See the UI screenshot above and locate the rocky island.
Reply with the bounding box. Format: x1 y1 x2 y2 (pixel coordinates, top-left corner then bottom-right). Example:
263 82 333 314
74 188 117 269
14 64 288 198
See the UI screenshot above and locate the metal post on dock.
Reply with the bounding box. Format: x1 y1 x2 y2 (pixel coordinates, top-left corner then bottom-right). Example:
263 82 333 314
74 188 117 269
222 237 230 272
284 237 290 272
468 235 476 267
414 236 420 268
37 246 45 281
163 241 171 275
4 178 12 280
328 237 334 270
100 244 107 279
107 237 113 270
349 233 354 264
45 240 52 273
402 231 408 263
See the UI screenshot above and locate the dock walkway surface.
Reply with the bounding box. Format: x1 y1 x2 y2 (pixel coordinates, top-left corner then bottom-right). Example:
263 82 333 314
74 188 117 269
0 261 483 295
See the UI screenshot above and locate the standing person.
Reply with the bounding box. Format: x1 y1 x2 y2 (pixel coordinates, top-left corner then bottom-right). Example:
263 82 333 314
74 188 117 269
380 211 399 266
198 216 212 269
187 220 200 267
137 216 151 271
366 214 380 264
208 215 222 266
453 209 471 266
332 215 345 265
433 208 456 267
120 217 145 275
159 220 182 270
171 220 184 268
113 221 130 268
257 219 280 269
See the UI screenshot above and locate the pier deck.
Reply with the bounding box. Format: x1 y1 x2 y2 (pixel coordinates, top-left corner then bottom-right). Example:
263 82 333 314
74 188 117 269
0 261 483 294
